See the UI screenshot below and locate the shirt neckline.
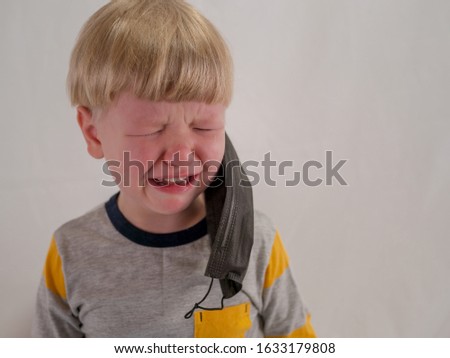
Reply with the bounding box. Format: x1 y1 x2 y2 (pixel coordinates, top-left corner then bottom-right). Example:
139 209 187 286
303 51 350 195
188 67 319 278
104 192 207 247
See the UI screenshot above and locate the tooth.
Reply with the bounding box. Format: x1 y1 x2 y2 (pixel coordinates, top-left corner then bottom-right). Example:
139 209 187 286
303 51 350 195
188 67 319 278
153 177 190 185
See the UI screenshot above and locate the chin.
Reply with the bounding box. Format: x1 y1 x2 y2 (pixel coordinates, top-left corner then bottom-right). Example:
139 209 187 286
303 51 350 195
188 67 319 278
151 197 197 217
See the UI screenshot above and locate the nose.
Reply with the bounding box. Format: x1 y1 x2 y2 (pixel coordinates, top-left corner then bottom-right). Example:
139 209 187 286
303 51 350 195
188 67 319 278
162 125 194 162
163 143 195 165
161 133 200 178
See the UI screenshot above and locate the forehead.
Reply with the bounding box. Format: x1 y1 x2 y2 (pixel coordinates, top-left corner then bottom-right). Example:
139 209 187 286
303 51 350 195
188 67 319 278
101 92 226 124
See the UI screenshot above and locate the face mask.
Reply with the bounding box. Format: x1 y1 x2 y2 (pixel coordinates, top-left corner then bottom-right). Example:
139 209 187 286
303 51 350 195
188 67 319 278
185 133 254 318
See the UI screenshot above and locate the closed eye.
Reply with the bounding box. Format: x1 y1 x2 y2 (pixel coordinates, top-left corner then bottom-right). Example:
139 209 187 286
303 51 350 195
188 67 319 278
127 129 164 137
194 128 213 131
193 127 223 132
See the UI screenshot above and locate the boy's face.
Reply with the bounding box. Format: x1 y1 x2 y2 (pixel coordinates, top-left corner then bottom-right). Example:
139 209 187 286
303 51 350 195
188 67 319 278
77 92 226 230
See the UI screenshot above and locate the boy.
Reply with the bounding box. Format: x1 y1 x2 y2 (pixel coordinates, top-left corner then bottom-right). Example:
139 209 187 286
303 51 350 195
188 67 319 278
32 0 316 338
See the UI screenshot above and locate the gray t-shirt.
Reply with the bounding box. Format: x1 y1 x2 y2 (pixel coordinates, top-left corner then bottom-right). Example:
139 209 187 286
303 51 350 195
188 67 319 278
32 193 315 337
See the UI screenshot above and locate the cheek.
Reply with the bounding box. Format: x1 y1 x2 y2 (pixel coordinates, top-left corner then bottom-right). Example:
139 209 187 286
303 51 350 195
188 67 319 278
104 141 160 186
200 132 225 160
113 140 160 165
198 134 225 178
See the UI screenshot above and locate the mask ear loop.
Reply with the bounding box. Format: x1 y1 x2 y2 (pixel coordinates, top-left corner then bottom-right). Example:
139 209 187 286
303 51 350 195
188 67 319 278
184 277 225 319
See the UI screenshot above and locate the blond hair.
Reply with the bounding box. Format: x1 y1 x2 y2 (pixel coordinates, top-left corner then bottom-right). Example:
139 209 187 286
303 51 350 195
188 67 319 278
67 0 233 108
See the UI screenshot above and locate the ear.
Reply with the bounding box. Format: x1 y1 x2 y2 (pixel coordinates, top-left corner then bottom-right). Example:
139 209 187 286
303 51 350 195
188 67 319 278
76 106 104 159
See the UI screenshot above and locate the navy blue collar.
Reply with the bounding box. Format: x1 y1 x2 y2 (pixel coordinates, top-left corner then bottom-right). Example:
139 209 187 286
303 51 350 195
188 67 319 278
105 193 207 247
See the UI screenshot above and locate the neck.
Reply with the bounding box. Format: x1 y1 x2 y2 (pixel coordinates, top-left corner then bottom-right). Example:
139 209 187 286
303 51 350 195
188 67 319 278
117 193 206 234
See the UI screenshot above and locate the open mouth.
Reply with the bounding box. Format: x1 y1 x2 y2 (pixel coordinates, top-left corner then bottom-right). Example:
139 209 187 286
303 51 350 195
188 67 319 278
148 174 199 187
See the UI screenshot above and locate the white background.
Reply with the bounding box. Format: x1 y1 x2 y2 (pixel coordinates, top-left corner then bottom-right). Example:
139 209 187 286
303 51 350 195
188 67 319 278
1 0 449 337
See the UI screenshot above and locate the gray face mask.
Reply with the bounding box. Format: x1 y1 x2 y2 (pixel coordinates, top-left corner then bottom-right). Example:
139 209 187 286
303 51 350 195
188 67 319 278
184 133 254 318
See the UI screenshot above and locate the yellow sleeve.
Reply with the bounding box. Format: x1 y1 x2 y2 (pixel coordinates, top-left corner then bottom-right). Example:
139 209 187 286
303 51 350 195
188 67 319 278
43 236 67 300
263 231 317 338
